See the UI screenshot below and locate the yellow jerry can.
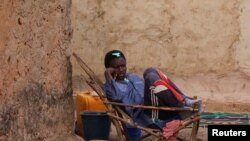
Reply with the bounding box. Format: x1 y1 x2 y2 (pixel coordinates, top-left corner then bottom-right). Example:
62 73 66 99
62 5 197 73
75 91 107 137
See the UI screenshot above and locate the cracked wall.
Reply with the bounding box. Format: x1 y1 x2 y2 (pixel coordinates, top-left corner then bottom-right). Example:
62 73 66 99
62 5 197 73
0 0 81 140
71 0 250 112
71 0 243 75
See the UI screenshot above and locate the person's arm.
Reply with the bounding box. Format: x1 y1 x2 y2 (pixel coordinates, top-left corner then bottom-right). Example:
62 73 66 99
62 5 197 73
102 81 122 101
103 68 123 101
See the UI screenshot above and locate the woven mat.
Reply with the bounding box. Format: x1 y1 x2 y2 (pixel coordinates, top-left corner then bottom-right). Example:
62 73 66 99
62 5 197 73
198 112 250 127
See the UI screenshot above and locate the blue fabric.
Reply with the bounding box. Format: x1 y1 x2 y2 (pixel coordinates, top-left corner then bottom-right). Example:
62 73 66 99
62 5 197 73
103 73 153 126
126 127 142 141
103 74 144 104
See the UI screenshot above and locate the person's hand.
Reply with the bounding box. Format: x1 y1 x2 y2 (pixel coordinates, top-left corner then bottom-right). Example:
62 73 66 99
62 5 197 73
104 68 116 81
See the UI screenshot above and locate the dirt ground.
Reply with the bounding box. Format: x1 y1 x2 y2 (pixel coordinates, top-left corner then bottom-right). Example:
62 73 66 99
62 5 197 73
107 124 208 141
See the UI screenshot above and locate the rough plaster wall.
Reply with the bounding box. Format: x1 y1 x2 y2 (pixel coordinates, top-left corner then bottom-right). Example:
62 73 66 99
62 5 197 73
237 0 250 76
0 0 81 140
71 0 250 111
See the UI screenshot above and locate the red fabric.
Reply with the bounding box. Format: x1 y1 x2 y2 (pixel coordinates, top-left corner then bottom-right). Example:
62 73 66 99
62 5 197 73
163 120 181 140
153 70 184 102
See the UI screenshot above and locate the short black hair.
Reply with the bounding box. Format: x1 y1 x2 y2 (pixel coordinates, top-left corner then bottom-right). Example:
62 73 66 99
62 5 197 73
104 50 126 68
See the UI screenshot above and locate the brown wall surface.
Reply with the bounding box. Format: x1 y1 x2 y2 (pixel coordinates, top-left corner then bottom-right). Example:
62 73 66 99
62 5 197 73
0 0 81 140
71 0 250 112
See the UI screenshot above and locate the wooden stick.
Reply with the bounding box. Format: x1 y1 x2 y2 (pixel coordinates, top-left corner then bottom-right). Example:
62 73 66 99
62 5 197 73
73 53 104 86
137 133 151 141
191 119 200 141
107 112 162 138
174 116 200 134
114 106 132 120
105 101 197 112
191 97 200 141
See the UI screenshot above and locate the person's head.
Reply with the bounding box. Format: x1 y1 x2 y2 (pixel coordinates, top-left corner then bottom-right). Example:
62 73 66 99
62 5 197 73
104 50 127 80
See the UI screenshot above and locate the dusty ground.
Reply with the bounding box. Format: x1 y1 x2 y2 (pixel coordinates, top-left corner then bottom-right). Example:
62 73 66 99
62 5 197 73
107 124 208 141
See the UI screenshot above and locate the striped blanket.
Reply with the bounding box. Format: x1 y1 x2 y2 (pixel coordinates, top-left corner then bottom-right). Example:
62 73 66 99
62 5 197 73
198 112 250 127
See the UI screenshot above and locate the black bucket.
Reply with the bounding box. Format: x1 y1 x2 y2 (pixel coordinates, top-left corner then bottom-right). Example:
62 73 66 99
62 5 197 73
80 111 111 141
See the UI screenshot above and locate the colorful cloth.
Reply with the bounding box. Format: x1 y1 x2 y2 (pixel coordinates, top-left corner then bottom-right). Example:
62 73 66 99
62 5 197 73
163 120 181 140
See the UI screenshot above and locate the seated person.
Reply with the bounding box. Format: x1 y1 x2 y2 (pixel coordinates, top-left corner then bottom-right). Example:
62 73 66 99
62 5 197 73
102 50 154 141
143 67 204 139
102 51 202 140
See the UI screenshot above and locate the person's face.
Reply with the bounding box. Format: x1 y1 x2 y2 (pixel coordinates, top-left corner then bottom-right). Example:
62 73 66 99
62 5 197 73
109 57 127 80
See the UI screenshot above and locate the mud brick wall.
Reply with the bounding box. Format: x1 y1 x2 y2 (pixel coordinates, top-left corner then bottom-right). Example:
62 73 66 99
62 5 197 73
0 0 81 140
71 0 250 112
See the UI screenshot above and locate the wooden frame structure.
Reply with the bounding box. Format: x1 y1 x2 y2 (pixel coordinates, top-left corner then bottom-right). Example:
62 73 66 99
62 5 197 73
73 53 200 141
